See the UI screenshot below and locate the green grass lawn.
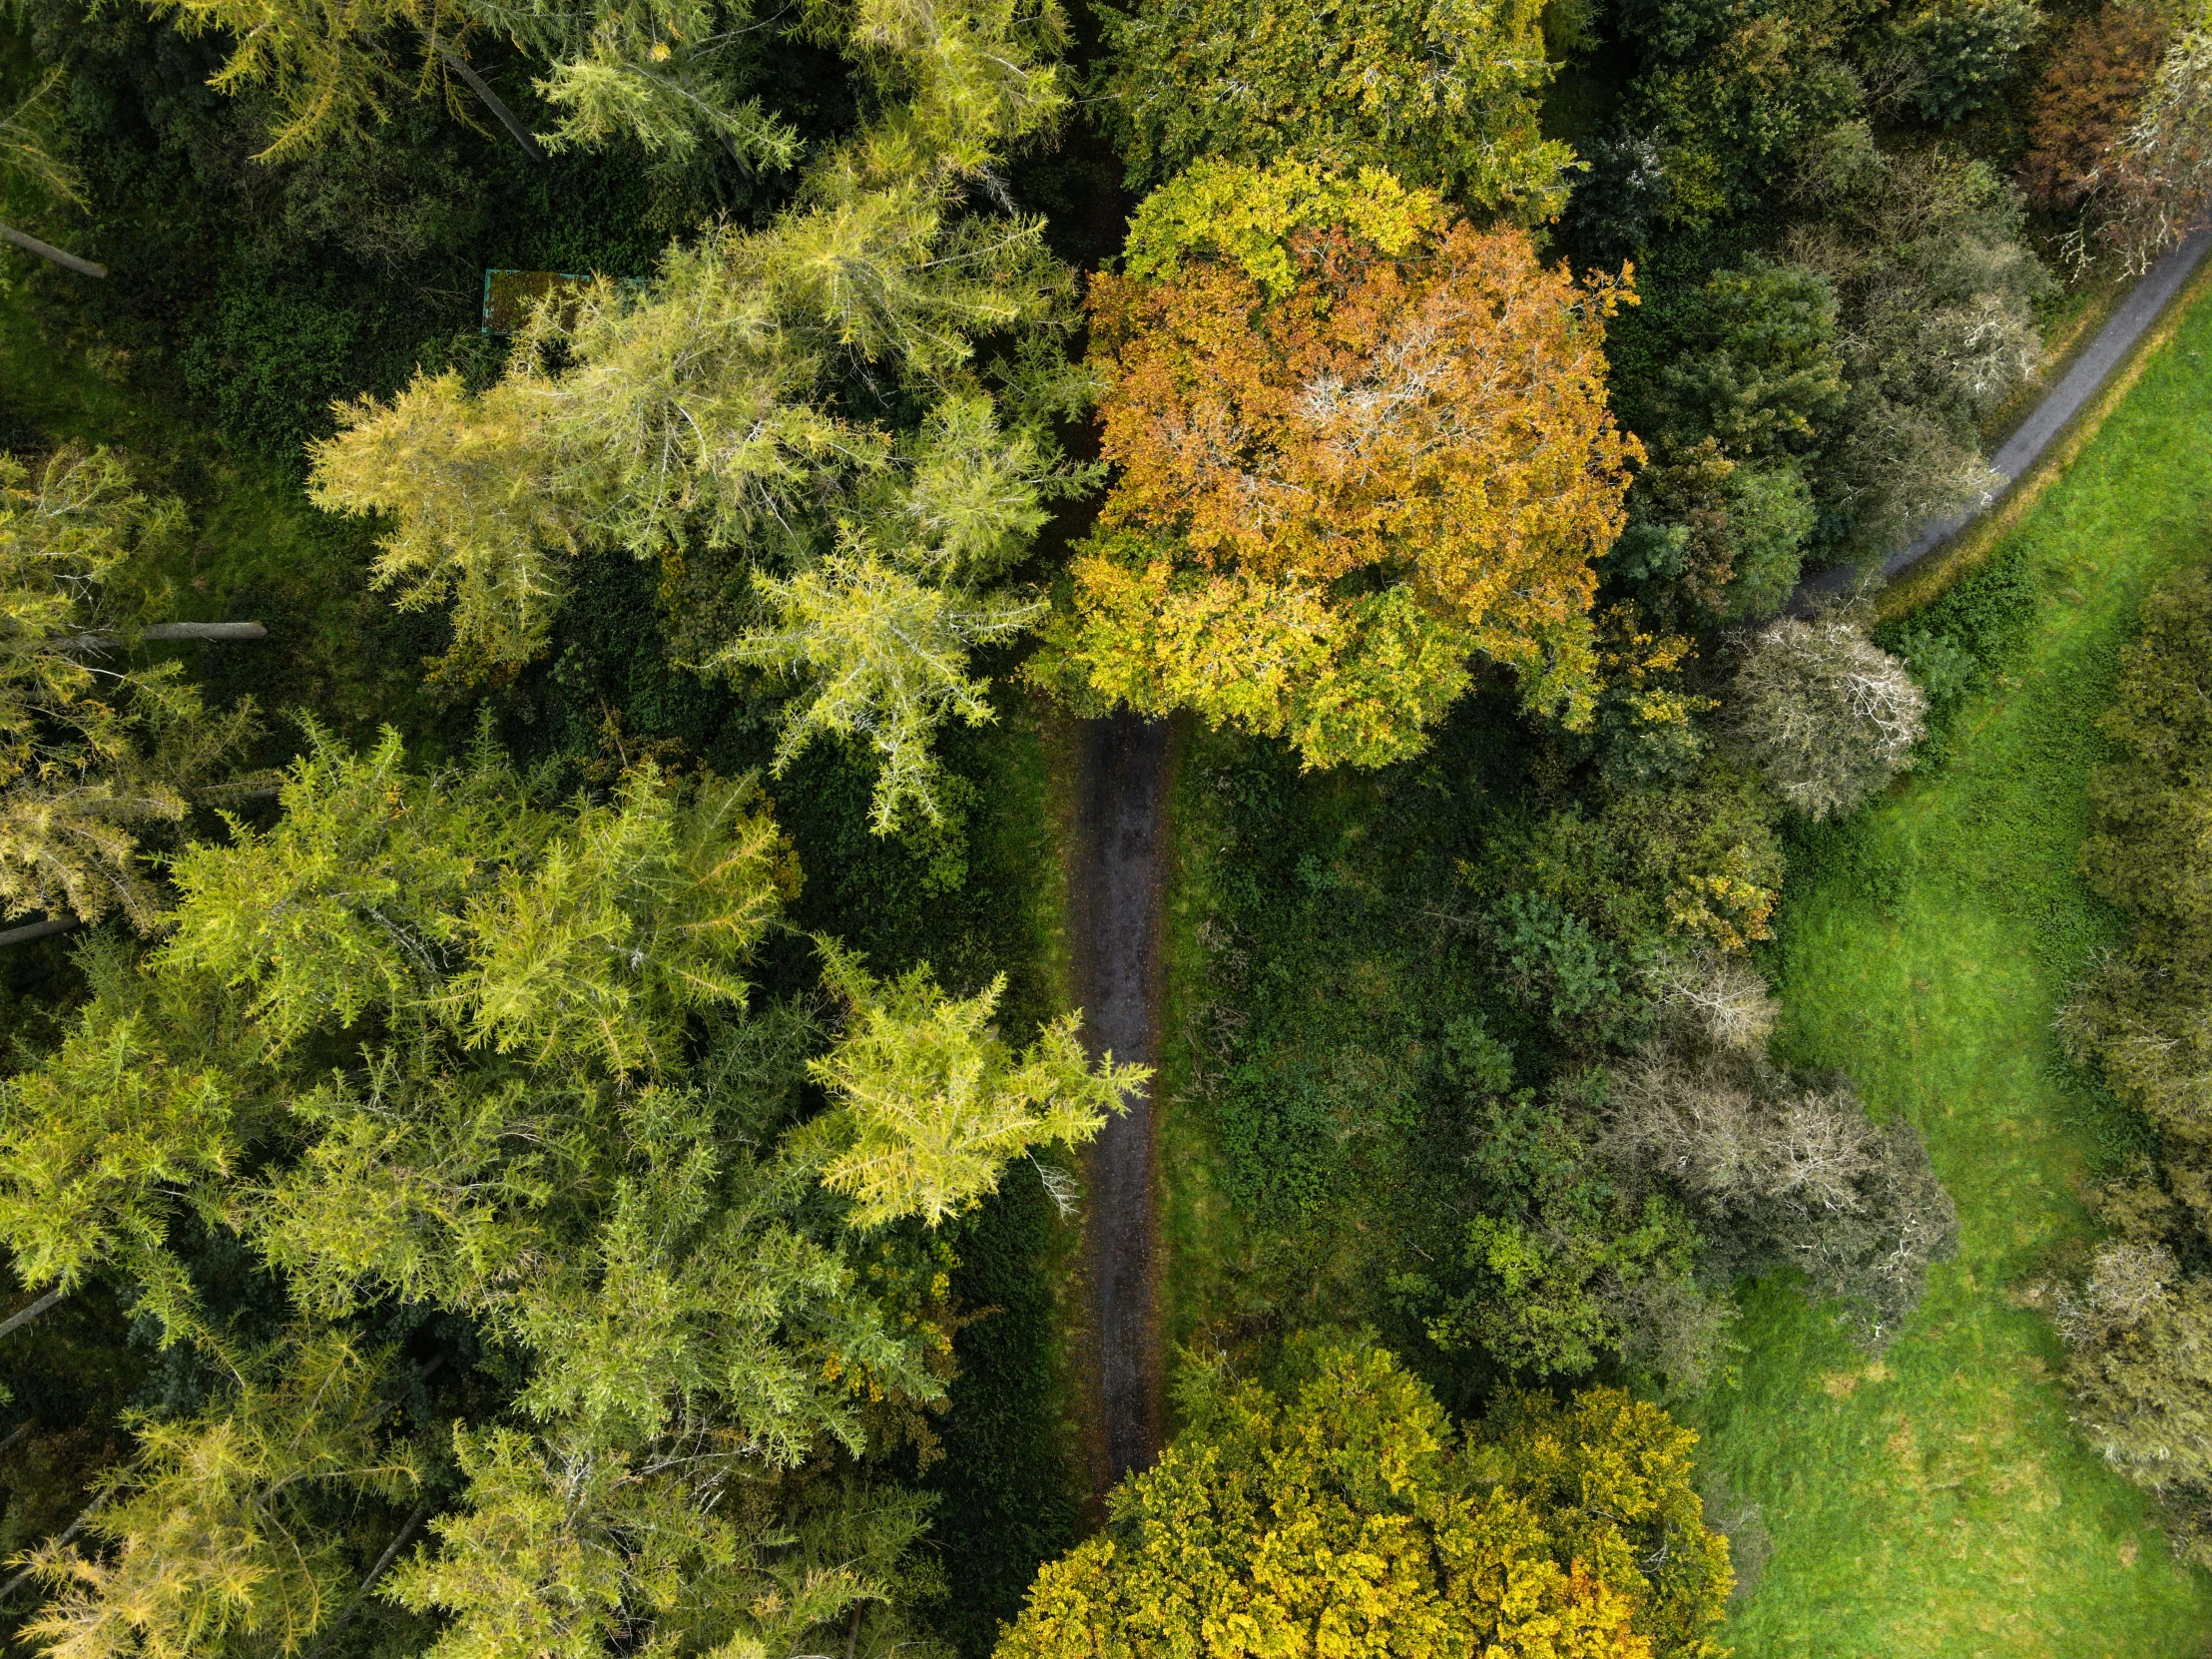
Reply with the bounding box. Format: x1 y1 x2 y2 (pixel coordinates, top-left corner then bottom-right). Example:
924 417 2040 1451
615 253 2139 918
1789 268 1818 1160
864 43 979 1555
1693 280 2212 1656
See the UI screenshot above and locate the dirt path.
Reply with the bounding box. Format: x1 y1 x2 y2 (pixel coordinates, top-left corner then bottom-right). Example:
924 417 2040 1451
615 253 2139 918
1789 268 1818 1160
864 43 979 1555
1069 712 1171 1492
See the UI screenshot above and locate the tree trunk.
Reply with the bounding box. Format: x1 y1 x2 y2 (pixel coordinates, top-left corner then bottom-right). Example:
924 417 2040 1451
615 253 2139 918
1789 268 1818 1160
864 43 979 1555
434 44 547 162
142 621 269 642
0 1490 108 1605
48 620 267 655
302 1499 435 1659
0 1287 65 1342
0 916 78 949
0 223 105 278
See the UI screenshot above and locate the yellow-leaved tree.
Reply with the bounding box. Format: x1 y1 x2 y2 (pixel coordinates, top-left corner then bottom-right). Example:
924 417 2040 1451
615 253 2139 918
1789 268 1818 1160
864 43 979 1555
2 447 257 930
801 941 1146 1228
997 1337 1732 1659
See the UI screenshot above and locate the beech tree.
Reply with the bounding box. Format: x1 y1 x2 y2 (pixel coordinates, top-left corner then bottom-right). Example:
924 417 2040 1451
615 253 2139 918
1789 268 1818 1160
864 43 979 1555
996 1339 1732 1659
1045 161 1637 770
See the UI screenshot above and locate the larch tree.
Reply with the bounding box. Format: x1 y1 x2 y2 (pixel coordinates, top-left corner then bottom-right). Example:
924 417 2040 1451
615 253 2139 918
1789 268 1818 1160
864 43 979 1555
0 69 106 276
0 725 1130 1659
995 1338 1732 1659
1041 161 1638 770
308 0 1088 830
1 446 257 932
138 0 513 162
800 941 1146 1228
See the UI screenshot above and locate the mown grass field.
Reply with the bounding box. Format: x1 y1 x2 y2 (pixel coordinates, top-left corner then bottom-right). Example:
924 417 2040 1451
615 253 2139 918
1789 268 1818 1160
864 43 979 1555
1694 276 2212 1656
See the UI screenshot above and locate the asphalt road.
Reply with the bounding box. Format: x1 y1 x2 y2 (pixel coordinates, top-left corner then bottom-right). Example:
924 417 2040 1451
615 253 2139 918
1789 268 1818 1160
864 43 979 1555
1796 226 2212 608
1070 712 1170 1490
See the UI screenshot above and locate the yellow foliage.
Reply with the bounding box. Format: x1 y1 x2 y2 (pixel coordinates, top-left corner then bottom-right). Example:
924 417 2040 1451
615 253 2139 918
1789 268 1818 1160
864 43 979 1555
997 1341 1731 1659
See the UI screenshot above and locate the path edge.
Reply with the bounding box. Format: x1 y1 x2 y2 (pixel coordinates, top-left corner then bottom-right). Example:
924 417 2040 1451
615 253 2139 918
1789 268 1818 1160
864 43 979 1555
1880 245 2212 621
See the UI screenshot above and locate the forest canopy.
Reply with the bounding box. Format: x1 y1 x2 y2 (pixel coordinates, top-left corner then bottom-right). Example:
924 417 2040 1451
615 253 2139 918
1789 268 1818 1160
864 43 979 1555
4 0 2210 1644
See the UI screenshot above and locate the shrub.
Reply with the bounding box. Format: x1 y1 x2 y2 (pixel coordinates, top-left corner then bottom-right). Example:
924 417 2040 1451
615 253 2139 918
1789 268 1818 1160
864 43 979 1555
1875 544 2038 727
1605 1043 1958 1344
1726 613 1928 821
2040 564 2212 1566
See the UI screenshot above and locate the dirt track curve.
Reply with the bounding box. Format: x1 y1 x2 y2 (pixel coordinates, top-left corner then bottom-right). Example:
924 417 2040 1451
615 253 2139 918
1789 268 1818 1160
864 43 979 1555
1070 712 1171 1492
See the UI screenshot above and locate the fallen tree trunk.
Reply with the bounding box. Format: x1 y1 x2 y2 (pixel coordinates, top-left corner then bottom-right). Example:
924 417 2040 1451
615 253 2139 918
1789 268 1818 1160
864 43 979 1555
435 44 547 162
0 1287 65 1342
0 223 105 278
47 620 268 655
0 916 79 949
142 621 268 642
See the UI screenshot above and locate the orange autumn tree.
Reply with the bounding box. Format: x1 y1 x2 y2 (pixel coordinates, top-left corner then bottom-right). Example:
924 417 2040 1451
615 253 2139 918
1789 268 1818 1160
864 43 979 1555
1043 162 1639 769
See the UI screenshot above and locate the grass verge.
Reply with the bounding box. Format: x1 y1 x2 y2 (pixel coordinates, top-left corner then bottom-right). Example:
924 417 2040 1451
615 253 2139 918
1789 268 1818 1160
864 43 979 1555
924 696 1087 1656
1692 257 2212 1659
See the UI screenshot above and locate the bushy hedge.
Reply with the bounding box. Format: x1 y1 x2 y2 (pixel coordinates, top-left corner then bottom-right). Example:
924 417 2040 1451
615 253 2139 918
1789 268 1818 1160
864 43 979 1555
2043 562 2212 1566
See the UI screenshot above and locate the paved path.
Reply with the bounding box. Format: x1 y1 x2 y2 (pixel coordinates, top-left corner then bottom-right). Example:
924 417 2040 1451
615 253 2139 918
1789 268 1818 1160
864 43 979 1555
1798 227 2212 606
1069 713 1169 1491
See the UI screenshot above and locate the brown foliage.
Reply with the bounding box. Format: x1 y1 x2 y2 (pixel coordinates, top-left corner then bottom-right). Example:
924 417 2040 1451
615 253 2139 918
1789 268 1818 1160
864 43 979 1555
1086 220 1631 626
2020 6 2171 211
1061 215 1636 765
